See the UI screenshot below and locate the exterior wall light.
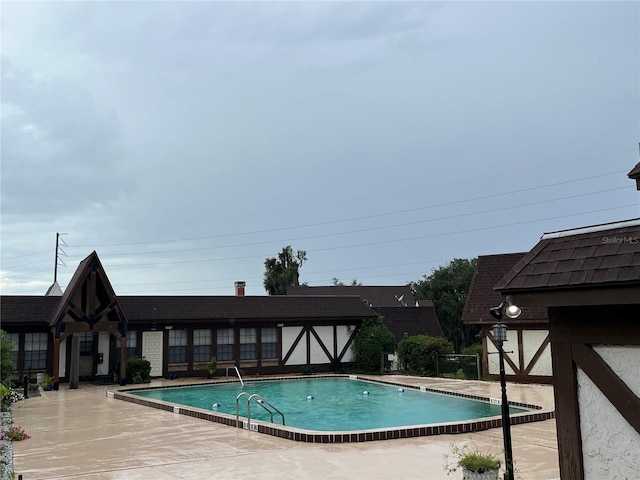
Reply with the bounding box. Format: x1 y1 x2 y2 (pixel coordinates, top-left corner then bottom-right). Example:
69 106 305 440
489 296 522 320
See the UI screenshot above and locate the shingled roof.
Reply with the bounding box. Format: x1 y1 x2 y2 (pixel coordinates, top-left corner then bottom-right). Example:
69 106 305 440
287 285 415 307
1 296 62 325
628 161 640 189
462 253 548 325
495 219 640 294
118 295 377 322
373 306 444 340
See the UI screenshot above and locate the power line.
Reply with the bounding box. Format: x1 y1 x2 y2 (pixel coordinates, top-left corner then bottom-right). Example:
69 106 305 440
80 185 628 258
69 169 628 249
83 203 635 269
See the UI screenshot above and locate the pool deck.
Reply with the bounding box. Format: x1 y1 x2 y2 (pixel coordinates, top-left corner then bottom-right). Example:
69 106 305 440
11 375 560 479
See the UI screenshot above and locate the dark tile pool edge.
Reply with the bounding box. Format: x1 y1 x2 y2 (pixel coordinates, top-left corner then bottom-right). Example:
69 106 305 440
112 375 555 444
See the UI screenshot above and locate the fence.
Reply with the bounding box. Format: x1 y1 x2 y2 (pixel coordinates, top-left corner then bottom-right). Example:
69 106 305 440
436 354 482 380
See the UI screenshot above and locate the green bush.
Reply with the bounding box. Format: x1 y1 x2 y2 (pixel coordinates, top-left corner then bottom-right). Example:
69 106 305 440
126 356 151 384
351 317 395 373
1 330 15 385
460 344 483 378
461 343 483 357
397 335 453 375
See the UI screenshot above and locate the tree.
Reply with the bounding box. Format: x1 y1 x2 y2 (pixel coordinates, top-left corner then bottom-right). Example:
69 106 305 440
397 335 453 375
1 330 15 386
351 317 395 373
410 258 478 352
331 278 362 286
263 246 307 295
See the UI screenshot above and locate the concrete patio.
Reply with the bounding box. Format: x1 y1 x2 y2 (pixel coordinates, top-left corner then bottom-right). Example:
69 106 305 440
11 376 559 480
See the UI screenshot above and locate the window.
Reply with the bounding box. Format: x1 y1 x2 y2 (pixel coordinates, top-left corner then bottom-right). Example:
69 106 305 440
126 331 137 357
168 329 187 363
217 328 234 362
261 327 278 359
239 328 256 360
79 333 93 355
116 331 137 358
6 333 19 371
24 332 47 370
193 329 212 363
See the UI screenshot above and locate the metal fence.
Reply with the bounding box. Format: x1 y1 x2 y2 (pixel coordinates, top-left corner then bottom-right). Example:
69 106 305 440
436 354 482 380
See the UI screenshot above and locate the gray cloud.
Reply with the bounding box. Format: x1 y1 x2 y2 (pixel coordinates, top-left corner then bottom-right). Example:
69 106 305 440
1 1 638 295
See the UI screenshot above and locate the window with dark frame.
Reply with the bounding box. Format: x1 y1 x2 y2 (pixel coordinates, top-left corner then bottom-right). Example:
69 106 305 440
193 329 212 363
6 333 19 371
79 333 93 355
239 327 256 360
216 328 234 362
261 327 278 359
115 331 137 359
168 329 188 363
24 332 47 370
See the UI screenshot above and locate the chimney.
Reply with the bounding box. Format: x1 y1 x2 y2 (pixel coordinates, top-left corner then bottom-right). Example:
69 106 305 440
234 281 246 297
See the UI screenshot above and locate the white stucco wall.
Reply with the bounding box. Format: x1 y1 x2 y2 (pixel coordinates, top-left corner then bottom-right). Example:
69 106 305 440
282 325 355 366
578 345 640 480
336 325 354 362
309 332 326 364
522 330 552 376
282 326 305 365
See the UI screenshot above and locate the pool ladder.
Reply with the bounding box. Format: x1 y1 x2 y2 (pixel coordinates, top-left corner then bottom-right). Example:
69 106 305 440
236 392 285 431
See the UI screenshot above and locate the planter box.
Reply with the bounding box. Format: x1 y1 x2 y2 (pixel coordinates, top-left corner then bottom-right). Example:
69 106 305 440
463 469 499 480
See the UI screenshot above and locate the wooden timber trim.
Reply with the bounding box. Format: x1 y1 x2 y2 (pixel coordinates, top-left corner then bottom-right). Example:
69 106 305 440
551 341 584 480
524 334 550 376
572 343 640 434
548 304 640 479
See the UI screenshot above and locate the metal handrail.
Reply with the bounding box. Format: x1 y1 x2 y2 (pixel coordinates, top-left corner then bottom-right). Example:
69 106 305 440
235 392 285 430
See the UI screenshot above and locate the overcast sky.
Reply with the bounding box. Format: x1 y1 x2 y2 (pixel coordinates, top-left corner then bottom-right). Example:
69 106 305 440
1 1 639 296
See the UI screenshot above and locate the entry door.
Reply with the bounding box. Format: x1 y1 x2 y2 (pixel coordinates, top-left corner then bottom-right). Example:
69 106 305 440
142 331 164 377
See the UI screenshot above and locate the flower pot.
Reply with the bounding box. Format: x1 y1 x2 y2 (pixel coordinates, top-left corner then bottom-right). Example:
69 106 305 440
463 468 499 480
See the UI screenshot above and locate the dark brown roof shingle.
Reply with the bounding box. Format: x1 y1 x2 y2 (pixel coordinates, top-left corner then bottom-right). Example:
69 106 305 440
462 253 548 325
496 219 640 292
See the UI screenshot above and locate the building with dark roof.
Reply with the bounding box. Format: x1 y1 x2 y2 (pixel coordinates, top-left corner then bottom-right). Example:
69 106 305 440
492 163 640 480
1 252 378 387
462 253 551 383
287 285 443 343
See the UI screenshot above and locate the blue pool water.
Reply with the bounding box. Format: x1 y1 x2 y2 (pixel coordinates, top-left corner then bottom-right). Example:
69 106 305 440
132 378 528 432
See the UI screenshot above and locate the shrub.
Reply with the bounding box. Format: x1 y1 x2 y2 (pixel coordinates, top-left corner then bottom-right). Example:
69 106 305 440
1 425 30 441
351 317 395 373
1 388 24 412
126 357 151 384
397 335 453 375
443 442 501 476
461 343 483 357
0 330 14 385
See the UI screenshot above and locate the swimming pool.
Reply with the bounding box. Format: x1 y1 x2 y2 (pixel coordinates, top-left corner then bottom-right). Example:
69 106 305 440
115 375 552 443
130 377 526 431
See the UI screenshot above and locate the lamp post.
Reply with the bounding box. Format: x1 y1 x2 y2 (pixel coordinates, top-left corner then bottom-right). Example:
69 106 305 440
492 321 515 480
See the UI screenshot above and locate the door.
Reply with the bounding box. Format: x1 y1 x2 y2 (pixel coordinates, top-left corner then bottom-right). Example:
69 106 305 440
142 331 164 377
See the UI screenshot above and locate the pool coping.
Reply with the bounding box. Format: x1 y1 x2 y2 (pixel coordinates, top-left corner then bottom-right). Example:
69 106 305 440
112 374 555 443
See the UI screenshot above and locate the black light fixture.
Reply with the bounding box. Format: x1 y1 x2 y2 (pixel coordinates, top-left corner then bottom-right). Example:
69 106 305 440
489 313 518 480
490 296 522 320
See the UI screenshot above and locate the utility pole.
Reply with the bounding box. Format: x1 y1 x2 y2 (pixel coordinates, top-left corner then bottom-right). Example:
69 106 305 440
54 232 67 283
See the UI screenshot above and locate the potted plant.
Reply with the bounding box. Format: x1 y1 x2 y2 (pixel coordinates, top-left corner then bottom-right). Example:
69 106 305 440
444 442 501 480
41 374 54 391
197 356 217 379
